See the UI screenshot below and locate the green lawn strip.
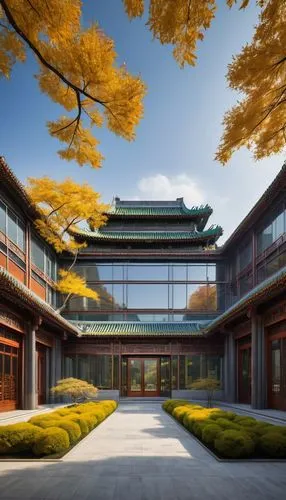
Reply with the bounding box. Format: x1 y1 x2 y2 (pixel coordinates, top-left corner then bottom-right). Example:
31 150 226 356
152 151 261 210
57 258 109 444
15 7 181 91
0 400 118 460
163 399 286 460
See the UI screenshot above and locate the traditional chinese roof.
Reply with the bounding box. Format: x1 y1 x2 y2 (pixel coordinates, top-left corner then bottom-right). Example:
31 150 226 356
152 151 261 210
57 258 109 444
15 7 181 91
71 225 223 244
0 156 40 219
70 321 205 337
0 267 79 336
107 198 213 231
204 265 286 334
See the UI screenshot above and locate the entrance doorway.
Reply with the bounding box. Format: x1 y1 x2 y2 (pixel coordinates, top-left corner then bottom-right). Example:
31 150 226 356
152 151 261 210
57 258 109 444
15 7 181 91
238 343 251 404
268 333 286 410
127 357 160 397
0 336 20 411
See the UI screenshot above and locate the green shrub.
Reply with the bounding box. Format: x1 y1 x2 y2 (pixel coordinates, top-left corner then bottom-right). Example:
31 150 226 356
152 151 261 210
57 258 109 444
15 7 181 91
183 409 213 432
87 409 106 423
65 415 89 436
53 408 75 417
215 418 241 431
165 400 192 414
214 429 255 458
258 431 286 458
58 421 81 444
173 405 196 423
33 427 70 456
0 423 43 454
209 410 236 421
251 422 274 437
100 400 117 411
80 413 98 431
35 419 64 429
234 416 257 426
201 424 222 447
192 420 210 439
29 413 61 426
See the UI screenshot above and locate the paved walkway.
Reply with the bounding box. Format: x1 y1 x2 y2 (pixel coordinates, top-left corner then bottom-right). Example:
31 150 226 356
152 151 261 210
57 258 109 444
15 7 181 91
0 403 286 499
0 405 64 426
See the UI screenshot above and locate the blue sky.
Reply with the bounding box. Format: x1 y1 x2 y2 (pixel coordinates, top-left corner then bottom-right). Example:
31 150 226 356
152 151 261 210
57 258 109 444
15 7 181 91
0 1 284 243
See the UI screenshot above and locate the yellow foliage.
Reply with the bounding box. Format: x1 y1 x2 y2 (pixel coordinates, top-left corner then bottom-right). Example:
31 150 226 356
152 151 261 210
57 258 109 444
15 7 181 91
216 0 286 163
123 0 144 18
0 0 146 168
1 0 282 165
56 269 99 301
26 176 109 254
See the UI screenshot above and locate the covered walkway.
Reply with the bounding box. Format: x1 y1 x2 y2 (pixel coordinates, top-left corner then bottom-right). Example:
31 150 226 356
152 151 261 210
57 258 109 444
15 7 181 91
0 403 286 499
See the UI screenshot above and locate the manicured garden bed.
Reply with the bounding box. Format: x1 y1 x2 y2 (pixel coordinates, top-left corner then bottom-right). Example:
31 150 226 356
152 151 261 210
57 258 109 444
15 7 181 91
0 400 117 459
163 399 286 460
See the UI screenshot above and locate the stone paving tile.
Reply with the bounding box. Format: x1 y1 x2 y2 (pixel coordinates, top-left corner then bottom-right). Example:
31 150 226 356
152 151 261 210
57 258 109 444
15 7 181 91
0 403 286 499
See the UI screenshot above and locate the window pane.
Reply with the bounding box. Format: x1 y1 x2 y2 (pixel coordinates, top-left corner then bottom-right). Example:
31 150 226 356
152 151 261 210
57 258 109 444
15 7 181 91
187 284 217 311
172 356 178 390
206 265 216 281
127 284 168 308
17 221 25 251
188 265 207 281
173 265 187 281
239 273 253 297
173 284 187 309
113 284 124 309
0 200 6 234
113 265 124 280
257 223 273 254
96 265 113 281
239 242 252 271
274 211 284 240
7 209 17 244
127 264 168 281
31 238 45 270
90 355 112 389
113 355 119 390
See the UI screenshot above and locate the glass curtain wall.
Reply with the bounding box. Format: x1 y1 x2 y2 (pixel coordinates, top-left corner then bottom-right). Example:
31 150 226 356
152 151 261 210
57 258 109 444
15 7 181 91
64 354 116 389
179 354 223 389
65 263 226 320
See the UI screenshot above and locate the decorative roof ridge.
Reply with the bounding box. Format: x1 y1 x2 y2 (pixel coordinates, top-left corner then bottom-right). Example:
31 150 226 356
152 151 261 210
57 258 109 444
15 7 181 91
71 225 223 239
222 162 286 251
204 265 286 334
0 266 80 335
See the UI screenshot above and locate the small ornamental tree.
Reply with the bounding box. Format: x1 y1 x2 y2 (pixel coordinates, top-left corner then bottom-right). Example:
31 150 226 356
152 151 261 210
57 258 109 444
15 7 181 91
50 378 98 403
191 377 221 408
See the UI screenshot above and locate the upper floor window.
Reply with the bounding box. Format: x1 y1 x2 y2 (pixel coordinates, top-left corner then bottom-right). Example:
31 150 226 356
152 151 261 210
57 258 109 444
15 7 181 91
257 207 285 255
0 199 25 251
31 236 57 280
238 241 252 272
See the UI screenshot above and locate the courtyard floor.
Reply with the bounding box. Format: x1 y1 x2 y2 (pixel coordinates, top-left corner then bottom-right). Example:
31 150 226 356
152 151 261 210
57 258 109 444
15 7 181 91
0 402 286 500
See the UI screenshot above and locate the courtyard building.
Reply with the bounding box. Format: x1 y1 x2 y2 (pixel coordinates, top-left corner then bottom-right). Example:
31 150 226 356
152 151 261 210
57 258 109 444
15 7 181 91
0 156 285 411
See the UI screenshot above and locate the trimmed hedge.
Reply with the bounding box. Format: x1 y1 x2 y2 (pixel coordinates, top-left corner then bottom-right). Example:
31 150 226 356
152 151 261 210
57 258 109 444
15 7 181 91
0 423 43 454
214 429 255 459
33 427 70 456
163 399 286 459
0 399 118 458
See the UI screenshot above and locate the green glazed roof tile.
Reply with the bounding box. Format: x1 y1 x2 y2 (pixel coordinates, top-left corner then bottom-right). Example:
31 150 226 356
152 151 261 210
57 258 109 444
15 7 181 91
72 225 223 242
108 204 213 218
70 321 206 337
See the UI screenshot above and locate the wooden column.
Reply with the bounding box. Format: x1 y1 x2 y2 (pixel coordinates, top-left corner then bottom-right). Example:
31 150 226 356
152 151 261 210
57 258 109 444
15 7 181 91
251 312 266 409
25 317 42 410
224 333 236 403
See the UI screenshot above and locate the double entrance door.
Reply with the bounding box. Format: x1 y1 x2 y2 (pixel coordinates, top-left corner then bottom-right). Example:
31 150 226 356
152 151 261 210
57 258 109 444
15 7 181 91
127 357 159 397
